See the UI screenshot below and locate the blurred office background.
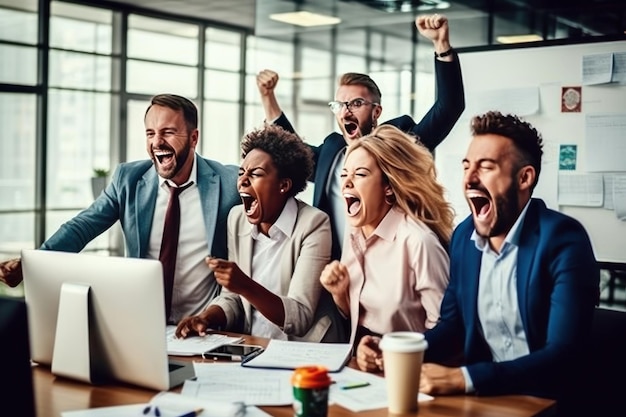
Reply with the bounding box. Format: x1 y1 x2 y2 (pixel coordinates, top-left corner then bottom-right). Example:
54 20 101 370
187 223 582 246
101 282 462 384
0 0 624 297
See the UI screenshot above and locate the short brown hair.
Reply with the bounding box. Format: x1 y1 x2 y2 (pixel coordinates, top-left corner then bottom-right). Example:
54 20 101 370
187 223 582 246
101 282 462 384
338 73 382 104
146 94 198 134
471 111 544 190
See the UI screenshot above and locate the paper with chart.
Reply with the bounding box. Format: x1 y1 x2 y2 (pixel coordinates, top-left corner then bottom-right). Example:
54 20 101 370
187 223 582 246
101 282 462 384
241 339 352 372
166 325 243 356
182 362 293 406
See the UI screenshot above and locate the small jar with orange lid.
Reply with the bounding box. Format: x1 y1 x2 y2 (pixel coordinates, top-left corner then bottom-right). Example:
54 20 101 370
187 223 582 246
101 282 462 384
291 365 332 417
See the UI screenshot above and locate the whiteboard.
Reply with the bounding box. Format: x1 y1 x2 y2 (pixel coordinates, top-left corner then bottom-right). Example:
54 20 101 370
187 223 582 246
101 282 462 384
435 40 626 263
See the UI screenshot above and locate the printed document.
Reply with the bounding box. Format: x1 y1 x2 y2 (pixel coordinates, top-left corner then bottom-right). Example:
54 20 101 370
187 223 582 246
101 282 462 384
183 362 294 406
241 339 352 372
166 325 242 356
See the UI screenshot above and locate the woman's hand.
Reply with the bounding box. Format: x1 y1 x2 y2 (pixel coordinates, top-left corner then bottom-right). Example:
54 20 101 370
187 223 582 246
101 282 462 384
356 335 384 373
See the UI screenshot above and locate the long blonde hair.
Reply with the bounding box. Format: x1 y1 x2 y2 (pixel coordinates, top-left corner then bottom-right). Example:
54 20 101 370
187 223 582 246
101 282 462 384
347 124 454 246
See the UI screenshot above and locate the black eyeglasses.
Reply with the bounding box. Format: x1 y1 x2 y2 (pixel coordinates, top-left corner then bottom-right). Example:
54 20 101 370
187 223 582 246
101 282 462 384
328 98 379 115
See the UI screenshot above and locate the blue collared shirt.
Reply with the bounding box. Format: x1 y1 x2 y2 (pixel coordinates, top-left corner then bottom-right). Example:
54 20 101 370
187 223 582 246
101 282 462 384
462 201 531 393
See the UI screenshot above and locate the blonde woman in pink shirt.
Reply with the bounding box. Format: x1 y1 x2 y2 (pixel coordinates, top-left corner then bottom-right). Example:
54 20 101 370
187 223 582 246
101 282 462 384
320 124 454 365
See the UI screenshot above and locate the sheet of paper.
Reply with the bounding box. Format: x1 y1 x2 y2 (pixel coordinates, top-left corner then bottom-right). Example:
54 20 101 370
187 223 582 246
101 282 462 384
463 86 539 119
585 113 626 172
62 404 269 417
612 52 626 84
603 174 615 210
612 174 626 220
61 391 257 417
182 362 293 406
241 339 352 372
166 325 243 356
558 173 604 207
328 367 434 412
582 53 613 85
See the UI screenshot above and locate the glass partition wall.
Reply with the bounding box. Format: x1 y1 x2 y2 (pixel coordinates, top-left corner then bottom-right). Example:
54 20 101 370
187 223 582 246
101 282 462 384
0 0 441 295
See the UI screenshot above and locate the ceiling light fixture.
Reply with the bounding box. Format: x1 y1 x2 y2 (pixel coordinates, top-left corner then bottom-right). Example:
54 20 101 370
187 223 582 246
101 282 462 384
269 11 341 27
496 34 544 44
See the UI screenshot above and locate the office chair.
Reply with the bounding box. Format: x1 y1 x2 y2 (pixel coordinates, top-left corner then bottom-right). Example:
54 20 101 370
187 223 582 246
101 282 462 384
582 307 626 416
0 295 36 417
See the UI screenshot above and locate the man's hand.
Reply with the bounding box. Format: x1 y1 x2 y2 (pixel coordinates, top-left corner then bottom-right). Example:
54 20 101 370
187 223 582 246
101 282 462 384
0 258 23 287
416 14 451 57
256 69 279 97
256 69 283 122
420 363 466 395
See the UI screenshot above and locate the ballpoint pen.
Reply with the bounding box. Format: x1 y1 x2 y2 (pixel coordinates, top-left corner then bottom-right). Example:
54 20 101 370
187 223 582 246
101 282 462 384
175 408 204 417
340 381 371 390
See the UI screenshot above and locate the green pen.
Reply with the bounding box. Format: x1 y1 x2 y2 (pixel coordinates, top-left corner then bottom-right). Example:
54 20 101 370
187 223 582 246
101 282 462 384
340 381 371 390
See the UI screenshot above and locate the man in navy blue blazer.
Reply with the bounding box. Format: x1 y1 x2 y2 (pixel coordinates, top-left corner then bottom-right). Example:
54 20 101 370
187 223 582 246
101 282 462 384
0 94 241 324
419 111 599 409
257 14 465 259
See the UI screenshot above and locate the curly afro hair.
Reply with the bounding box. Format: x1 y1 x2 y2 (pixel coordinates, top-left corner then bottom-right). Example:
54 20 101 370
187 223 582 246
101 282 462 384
240 125 314 197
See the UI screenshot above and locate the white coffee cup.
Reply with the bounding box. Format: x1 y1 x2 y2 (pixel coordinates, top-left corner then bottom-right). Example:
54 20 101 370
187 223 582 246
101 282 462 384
379 331 428 414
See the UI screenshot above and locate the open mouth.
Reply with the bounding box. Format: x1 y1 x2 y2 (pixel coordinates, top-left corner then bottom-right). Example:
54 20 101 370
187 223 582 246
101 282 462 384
468 193 491 219
344 193 361 216
240 193 258 215
344 122 358 136
154 149 174 165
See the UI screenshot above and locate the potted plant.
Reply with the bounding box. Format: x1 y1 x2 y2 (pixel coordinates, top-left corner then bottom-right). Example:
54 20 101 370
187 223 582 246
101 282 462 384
91 168 109 199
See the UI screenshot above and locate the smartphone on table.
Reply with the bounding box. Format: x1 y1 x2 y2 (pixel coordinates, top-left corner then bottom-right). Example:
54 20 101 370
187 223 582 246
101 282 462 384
203 343 264 361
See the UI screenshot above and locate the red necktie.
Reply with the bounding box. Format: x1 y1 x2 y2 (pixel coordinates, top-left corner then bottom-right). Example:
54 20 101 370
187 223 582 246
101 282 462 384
159 182 192 322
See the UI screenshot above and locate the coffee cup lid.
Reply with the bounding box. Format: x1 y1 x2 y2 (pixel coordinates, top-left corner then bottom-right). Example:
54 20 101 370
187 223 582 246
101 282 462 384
379 331 428 353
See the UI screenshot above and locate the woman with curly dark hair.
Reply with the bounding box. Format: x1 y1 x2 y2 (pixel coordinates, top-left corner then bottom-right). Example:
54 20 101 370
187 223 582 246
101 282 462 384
176 125 346 342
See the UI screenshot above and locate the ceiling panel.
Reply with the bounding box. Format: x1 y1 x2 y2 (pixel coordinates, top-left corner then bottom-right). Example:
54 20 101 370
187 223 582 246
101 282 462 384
105 0 625 44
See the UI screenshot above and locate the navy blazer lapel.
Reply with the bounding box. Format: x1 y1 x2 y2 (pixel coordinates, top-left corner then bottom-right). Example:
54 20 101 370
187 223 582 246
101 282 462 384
516 199 541 332
313 133 345 206
137 169 158 258
197 159 220 254
464 235 483 336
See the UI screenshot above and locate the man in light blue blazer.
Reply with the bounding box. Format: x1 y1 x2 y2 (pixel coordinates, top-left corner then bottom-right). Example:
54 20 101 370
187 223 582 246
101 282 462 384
419 111 599 412
1 94 241 324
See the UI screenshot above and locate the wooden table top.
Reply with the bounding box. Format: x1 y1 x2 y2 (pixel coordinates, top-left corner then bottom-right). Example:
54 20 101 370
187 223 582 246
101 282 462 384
33 333 556 417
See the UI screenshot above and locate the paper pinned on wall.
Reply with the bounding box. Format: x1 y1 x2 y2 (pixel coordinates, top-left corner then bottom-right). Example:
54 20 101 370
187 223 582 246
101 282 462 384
582 53 613 85
611 52 626 84
585 113 626 172
462 86 539 119
557 173 604 207
603 174 615 210
612 174 626 221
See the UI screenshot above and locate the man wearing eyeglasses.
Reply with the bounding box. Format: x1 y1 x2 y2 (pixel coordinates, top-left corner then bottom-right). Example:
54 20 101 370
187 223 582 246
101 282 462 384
257 14 464 259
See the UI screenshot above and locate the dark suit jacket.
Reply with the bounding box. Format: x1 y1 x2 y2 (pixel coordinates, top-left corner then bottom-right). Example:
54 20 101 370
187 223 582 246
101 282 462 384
424 198 599 400
275 56 465 259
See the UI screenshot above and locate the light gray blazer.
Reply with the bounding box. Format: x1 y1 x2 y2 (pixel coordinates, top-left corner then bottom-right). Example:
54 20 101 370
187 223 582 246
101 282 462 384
42 155 240 260
211 199 348 343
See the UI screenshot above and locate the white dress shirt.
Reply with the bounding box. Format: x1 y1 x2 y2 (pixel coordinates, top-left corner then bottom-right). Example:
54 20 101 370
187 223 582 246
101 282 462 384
148 154 217 323
249 197 298 340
